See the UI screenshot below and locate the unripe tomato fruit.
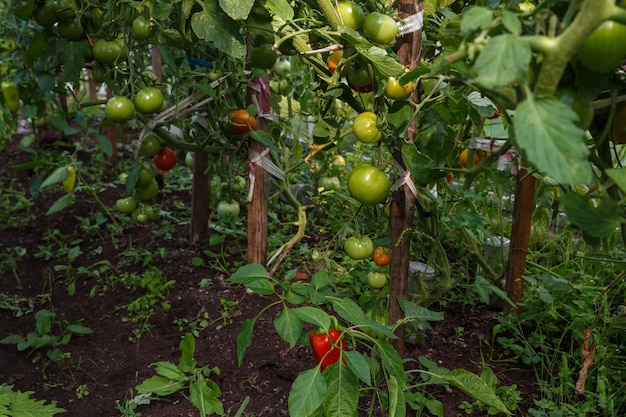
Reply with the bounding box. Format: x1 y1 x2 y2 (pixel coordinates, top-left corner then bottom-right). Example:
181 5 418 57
140 133 162 157
134 87 164 114
137 165 155 188
347 66 373 93
57 20 84 41
105 96 135 122
251 44 278 69
154 147 177 171
578 21 626 74
116 196 138 214
55 0 77 21
136 179 159 202
363 13 398 45
217 200 241 218
132 16 155 39
272 58 291 77
344 236 374 260
336 1 364 30
555 89 594 130
385 76 412 100
230 109 256 134
353 112 382 144
318 176 341 191
33 4 59 27
366 272 388 289
92 38 127 65
347 165 390 205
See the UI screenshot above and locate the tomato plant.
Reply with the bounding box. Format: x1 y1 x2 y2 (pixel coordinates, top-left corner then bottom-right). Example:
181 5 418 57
132 16 155 39
373 247 391 266
353 112 382 144
154 147 177 171
362 12 398 45
347 165 390 205
135 179 159 202
115 196 138 214
343 236 373 260
577 20 626 74
134 87 164 114
140 133 162 157
366 272 388 289
250 44 278 69
105 96 135 122
336 1 364 30
385 76 412 100
217 200 241 218
230 109 256 134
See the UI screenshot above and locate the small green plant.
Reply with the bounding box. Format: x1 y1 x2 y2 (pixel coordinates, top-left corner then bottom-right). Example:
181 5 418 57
0 293 49 317
0 246 27 288
132 333 224 416
174 298 241 337
0 384 66 417
116 391 152 417
0 309 92 370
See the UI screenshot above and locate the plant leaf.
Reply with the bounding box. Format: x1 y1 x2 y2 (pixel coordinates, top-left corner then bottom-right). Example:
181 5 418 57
288 368 326 417
322 364 359 417
375 339 407 386
473 34 531 88
135 376 186 396
236 318 255 367
274 306 303 348
560 192 624 237
343 350 371 386
292 306 331 331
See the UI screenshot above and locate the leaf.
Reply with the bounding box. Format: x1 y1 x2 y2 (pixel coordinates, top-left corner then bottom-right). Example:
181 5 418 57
219 0 254 20
190 3 246 59
322 364 359 417
266 0 294 20
227 264 275 295
292 306 331 331
375 339 407 386
236 318 255 366
388 375 407 417
46 194 75 216
343 350 371 386
11 0 36 21
473 34 531 88
560 192 624 237
501 10 522 35
0 385 66 417
189 377 224 416
154 361 186 381
359 47 405 79
56 39 90 85
40 167 68 190
435 369 511 415
288 368 326 417
135 376 186 396
35 310 54 336
328 297 368 326
402 143 446 186
398 299 444 323
605 167 626 194
514 95 592 184
179 333 197 372
64 324 93 335
274 306 303 348
460 6 493 36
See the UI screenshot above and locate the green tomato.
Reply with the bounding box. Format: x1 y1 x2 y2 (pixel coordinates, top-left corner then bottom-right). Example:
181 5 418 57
578 21 626 74
116 196 138 214
346 66 373 93
272 58 291 77
366 272 388 289
134 87 164 114
33 4 59 27
57 20 84 41
185 152 194 168
216 200 241 218
231 175 247 192
136 165 154 188
140 133 162 157
135 179 159 202
92 38 128 65
353 112 382 144
132 16 155 40
55 0 77 21
336 1 364 30
363 12 398 45
344 236 374 260
251 44 278 69
555 89 594 130
347 165 390 205
105 96 135 123
318 176 341 191
131 208 149 223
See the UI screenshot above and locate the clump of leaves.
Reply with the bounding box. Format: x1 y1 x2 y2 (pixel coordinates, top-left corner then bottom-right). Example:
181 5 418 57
0 384 66 416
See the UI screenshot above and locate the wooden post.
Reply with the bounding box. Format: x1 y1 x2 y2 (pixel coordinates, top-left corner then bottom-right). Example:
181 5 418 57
389 0 423 355
103 89 117 166
190 151 211 245
504 164 535 314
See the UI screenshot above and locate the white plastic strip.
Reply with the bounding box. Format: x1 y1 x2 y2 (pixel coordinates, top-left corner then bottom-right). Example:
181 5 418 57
398 10 424 37
391 161 417 198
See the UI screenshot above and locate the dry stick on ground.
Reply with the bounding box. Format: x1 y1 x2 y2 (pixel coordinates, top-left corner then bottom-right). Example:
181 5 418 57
389 0 423 356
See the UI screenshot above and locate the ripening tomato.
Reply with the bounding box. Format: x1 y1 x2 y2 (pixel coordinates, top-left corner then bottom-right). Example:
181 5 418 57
336 1 364 30
344 236 374 260
105 96 135 122
154 147 177 171
363 12 398 45
578 21 626 74
328 50 343 74
385 76 412 100
353 112 382 144
347 165 390 205
134 87 164 114
230 109 256 134
459 149 484 167
373 247 391 266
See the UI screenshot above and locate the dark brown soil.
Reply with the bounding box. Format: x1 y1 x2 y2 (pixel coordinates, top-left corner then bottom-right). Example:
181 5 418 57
0 133 538 417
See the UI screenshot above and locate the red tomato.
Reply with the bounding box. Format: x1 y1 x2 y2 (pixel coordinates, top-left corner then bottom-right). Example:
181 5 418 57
154 147 177 171
230 109 256 134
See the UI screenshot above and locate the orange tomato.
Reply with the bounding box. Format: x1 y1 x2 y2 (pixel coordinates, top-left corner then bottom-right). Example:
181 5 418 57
373 247 391 266
230 109 256 134
459 149 484 167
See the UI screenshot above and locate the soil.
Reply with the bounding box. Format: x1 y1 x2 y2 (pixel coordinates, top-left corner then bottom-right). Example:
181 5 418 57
0 132 539 417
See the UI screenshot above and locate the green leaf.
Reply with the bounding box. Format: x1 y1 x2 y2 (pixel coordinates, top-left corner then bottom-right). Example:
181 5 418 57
11 0 36 20
274 306 303 348
0 384 66 417
46 194 75 216
606 167 626 194
40 167 68 190
473 34 531 88
328 297 367 326
136 376 186 396
219 0 254 20
56 39 91 85
435 369 511 415
398 299 444 323
501 10 522 35
291 308 330 334
460 6 493 36
375 339 407 385
560 192 624 237
189 377 224 416
514 95 592 184
359 47 405 79
266 0 294 20
236 318 255 366
288 368 327 417
322 364 359 417
64 324 93 335
154 361 186 381
35 310 54 336
190 3 246 59
402 143 446 186
311 270 330 290
388 375 407 417
343 350 371 386
227 264 275 295
179 332 197 372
